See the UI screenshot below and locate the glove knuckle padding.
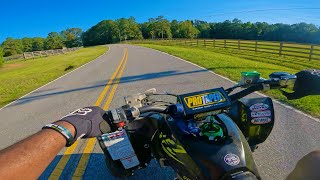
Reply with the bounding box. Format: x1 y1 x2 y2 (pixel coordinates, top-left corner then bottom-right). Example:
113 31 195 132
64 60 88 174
59 106 106 139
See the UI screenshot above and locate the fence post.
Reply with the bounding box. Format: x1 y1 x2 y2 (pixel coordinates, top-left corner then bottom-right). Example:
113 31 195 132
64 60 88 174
309 45 314 61
213 39 215 48
224 39 226 48
238 39 240 50
255 41 258 52
279 42 283 56
23 53 26 59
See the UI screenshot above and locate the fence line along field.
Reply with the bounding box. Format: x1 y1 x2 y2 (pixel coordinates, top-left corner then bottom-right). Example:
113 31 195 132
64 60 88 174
4 47 82 61
131 39 320 61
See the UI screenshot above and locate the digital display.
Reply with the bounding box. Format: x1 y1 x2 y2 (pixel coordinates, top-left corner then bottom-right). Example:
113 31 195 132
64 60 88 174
178 88 231 118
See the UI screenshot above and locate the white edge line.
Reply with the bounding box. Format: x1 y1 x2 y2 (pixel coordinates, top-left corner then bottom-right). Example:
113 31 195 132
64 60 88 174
0 45 110 111
133 45 320 123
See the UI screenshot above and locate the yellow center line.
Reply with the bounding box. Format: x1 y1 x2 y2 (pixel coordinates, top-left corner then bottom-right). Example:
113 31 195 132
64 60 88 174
49 48 128 179
94 49 127 106
72 49 129 179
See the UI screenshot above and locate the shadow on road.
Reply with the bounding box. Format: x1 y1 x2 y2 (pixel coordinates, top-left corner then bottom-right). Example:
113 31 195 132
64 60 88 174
40 153 174 180
7 66 279 107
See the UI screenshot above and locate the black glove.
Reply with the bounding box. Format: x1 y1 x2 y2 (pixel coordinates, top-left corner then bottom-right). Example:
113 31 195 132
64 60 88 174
57 106 109 139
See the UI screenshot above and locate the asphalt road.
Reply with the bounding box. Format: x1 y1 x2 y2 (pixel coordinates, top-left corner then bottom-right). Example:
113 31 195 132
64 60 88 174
0 44 319 180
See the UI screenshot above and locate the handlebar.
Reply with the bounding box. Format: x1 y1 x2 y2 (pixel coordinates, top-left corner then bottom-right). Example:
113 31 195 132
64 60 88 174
229 84 264 102
229 78 284 102
138 106 168 114
104 75 296 126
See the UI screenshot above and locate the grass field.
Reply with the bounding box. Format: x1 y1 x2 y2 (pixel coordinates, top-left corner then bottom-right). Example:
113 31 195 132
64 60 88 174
0 46 108 108
134 43 320 118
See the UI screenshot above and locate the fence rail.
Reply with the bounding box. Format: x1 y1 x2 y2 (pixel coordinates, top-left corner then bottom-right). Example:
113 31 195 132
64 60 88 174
128 39 320 61
4 47 82 61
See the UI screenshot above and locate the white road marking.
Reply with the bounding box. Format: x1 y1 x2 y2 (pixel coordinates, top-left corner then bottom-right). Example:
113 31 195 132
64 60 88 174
141 46 320 123
0 46 110 111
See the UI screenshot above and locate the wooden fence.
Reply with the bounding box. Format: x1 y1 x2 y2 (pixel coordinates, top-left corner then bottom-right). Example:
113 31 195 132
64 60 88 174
4 47 82 61
129 39 320 61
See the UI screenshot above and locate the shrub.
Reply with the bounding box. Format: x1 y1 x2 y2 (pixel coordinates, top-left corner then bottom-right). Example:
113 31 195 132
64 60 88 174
0 47 4 67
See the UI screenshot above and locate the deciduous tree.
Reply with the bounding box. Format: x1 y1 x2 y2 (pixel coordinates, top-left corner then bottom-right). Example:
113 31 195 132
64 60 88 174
1 38 23 56
61 28 83 48
44 32 64 50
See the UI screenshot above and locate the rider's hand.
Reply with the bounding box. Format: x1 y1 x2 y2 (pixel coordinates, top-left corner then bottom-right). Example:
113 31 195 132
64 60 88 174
56 106 107 139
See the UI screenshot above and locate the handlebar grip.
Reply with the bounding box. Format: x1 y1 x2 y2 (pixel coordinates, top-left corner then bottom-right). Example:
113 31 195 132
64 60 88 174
100 112 112 133
100 120 111 133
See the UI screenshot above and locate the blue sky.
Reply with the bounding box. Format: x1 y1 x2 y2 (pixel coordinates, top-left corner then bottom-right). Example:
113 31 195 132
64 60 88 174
1 0 319 43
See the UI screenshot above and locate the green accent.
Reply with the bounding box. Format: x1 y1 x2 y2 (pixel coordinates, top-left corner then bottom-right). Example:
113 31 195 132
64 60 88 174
241 71 260 77
200 123 224 138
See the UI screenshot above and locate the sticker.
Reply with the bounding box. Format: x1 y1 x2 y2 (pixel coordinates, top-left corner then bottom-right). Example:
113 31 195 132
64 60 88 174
120 155 140 169
251 117 271 124
224 154 240 166
250 103 269 111
63 108 92 118
184 91 226 109
101 130 137 161
251 110 271 118
194 110 222 120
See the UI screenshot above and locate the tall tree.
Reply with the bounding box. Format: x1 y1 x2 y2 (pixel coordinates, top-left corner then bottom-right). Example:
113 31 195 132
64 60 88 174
153 16 172 39
194 20 210 38
61 28 83 48
32 38 45 51
116 17 143 41
170 20 180 38
44 32 64 50
178 20 199 38
82 20 118 46
1 38 23 56
22 38 33 52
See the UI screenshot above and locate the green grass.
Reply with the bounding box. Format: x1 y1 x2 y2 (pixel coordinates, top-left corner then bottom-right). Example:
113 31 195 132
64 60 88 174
134 43 320 118
0 46 108 107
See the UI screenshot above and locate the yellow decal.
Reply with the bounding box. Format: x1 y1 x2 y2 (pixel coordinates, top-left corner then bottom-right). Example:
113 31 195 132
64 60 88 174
184 92 226 108
159 132 187 164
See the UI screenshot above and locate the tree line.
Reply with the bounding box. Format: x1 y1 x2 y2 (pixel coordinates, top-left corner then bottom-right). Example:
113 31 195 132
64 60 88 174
1 28 82 57
82 16 320 46
2 16 320 57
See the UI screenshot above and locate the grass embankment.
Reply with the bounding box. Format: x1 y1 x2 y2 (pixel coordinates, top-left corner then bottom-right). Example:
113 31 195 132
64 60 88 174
0 46 108 107
136 43 320 118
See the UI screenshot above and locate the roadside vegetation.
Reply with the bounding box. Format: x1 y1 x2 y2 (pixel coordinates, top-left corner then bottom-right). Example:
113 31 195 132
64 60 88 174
135 43 320 117
2 16 320 58
0 46 107 108
0 47 3 67
1 28 83 58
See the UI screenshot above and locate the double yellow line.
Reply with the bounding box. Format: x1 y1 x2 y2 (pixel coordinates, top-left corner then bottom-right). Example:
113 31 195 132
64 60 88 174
49 48 129 179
